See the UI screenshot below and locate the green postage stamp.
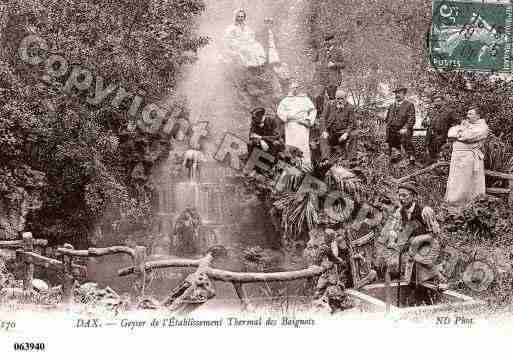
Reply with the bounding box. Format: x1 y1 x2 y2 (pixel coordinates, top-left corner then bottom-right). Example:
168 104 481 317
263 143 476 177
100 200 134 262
430 0 513 72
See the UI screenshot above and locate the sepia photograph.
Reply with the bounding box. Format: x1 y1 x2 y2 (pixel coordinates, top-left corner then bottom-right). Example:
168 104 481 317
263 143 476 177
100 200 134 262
0 0 512 357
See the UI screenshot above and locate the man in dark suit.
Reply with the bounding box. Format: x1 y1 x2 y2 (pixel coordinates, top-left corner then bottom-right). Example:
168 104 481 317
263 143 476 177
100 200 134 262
316 35 346 89
248 107 282 155
385 86 416 164
424 94 457 164
314 84 338 118
320 89 356 161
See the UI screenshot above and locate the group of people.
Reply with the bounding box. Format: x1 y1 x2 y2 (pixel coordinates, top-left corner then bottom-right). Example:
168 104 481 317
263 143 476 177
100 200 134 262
222 8 281 70
249 81 357 168
228 7 493 293
249 80 490 208
226 7 489 209
393 89 490 207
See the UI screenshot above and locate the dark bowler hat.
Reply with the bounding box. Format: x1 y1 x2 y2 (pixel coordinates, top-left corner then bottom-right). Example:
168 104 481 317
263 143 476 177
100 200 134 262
392 85 408 94
398 181 418 195
250 107 266 119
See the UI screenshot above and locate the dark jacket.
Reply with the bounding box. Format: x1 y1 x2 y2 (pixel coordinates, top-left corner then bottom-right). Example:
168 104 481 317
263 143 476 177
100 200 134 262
399 203 431 239
385 100 416 139
320 100 355 138
326 46 345 68
426 106 457 146
249 116 280 142
317 45 345 86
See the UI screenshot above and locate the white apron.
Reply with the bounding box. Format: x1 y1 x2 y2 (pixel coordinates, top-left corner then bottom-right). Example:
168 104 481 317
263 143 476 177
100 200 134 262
277 94 317 165
445 119 488 207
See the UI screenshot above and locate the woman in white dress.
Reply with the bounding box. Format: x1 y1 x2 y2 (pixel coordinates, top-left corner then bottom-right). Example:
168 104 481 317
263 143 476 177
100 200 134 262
445 106 489 207
223 8 267 68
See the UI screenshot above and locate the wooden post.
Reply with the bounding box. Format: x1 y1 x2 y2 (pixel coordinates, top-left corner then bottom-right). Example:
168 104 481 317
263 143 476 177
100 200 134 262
233 282 252 311
344 229 359 288
134 246 147 298
385 268 391 313
508 178 513 206
22 232 34 294
61 244 75 304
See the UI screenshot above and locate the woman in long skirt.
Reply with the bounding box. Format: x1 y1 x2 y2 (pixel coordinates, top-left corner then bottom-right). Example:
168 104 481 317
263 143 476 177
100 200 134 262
445 106 489 208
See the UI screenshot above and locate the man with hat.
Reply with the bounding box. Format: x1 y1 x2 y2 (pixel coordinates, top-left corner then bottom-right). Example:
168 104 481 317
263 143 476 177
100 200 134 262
385 181 443 285
319 88 356 161
385 86 416 164
397 182 438 238
312 34 346 91
320 34 346 88
248 107 282 155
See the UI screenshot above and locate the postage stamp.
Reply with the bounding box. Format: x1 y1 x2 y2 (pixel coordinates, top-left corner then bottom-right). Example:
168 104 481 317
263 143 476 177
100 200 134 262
430 0 513 72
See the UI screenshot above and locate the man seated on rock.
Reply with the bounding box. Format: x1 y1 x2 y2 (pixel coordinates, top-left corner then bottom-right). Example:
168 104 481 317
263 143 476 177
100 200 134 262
320 88 356 162
384 182 445 285
248 107 282 155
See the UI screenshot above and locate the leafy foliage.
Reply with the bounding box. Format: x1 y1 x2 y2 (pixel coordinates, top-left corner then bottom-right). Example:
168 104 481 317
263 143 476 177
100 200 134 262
274 192 320 240
0 0 207 244
302 0 431 102
483 134 513 182
441 195 512 242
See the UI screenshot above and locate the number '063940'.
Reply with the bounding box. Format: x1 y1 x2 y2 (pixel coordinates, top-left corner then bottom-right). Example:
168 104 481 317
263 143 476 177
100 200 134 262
13 343 46 351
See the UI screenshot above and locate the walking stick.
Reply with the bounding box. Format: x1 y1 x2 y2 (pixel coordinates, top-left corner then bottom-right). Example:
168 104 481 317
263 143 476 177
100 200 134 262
385 265 391 313
397 248 402 307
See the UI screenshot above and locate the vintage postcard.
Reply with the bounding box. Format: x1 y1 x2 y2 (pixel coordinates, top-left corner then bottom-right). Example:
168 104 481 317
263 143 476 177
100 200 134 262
1 0 512 357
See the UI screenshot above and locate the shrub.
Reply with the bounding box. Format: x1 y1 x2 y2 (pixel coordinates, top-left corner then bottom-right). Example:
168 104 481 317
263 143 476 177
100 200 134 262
441 195 512 243
0 0 208 245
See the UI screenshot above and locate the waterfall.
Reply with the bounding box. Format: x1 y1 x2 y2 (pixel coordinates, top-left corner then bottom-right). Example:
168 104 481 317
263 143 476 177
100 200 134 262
152 0 313 254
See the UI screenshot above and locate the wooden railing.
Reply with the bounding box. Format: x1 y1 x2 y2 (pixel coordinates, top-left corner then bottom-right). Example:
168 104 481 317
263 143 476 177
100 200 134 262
2 234 330 310
57 245 148 298
0 233 149 301
117 254 326 311
0 232 86 301
397 161 513 204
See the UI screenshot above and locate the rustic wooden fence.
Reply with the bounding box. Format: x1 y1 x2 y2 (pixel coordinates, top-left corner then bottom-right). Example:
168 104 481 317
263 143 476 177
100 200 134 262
1 233 366 310
56 245 148 298
0 232 86 301
397 161 513 205
0 233 149 301
117 253 326 311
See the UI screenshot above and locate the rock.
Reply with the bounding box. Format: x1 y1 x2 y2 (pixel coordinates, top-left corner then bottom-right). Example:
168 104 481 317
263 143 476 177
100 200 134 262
246 83 266 97
131 162 147 182
0 287 25 300
329 165 356 181
273 63 291 80
79 282 98 294
32 279 49 293
0 249 15 262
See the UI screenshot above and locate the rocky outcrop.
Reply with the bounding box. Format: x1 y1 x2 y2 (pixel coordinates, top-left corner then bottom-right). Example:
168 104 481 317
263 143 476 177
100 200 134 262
225 64 288 122
0 169 45 240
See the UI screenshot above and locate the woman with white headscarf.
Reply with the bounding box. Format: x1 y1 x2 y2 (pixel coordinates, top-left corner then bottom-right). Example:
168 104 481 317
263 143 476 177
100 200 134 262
223 8 267 68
